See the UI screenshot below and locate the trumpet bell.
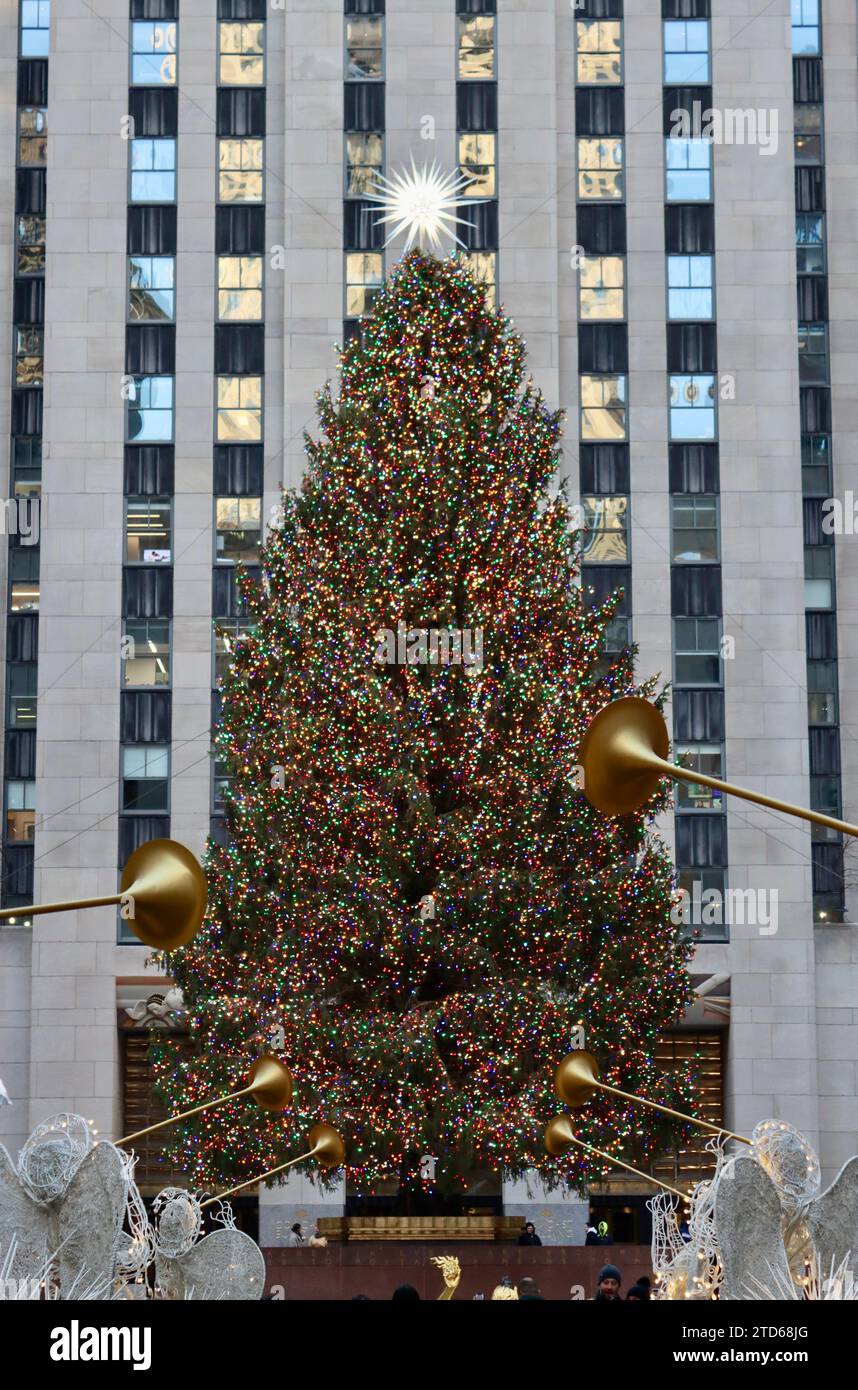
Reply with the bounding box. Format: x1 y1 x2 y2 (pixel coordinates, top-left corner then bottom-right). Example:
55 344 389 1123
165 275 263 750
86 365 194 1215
579 696 668 817
120 838 208 950
555 1050 602 1108
248 1056 294 1112
544 1114 575 1157
308 1123 346 1169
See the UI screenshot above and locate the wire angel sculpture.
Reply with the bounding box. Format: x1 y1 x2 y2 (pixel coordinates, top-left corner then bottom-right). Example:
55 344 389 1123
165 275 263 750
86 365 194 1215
151 1189 266 1301
649 1134 728 1301
0 1113 151 1298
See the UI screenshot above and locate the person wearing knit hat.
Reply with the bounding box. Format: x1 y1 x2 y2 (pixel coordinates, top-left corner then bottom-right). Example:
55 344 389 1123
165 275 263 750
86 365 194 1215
594 1264 622 1300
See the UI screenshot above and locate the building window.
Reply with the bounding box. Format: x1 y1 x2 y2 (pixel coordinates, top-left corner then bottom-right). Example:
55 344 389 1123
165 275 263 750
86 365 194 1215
671 496 718 562
459 251 496 309
126 376 174 444
801 433 830 496
345 133 383 197
665 139 711 202
12 439 41 499
122 745 169 814
345 252 383 319
808 658 838 726
215 497 262 565
457 14 494 79
5 780 35 842
576 20 622 85
581 496 628 563
675 745 723 811
15 328 43 387
130 138 177 202
578 138 624 201
667 254 713 320
669 374 716 441
125 498 171 565
581 375 627 441
18 108 47 166
214 621 255 686
16 214 45 275
794 104 823 164
663 20 709 84
217 255 263 321
212 759 233 814
791 0 820 56
218 138 263 203
9 549 39 613
796 213 825 275
674 616 721 686
579 255 624 320
131 20 177 85
218 21 264 86
805 546 834 609
7 664 37 728
459 132 496 198
346 15 383 80
216 376 262 442
129 256 175 322
20 0 50 57
122 618 171 688
798 324 828 385
675 867 728 943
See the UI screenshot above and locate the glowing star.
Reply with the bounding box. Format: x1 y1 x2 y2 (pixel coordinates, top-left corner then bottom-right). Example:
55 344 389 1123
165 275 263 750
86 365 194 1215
365 157 480 252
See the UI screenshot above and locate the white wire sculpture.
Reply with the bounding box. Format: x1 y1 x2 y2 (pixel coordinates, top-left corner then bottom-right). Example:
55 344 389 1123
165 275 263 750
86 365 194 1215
152 1188 265 1301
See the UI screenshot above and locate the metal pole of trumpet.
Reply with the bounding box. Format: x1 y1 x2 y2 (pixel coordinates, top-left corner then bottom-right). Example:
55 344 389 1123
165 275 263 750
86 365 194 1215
199 1125 346 1208
0 839 208 950
117 1056 293 1147
544 1116 690 1202
556 1051 750 1146
580 696 858 839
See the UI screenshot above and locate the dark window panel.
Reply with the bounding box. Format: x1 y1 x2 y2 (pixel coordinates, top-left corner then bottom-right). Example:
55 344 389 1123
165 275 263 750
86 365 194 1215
812 842 843 897
673 689 724 742
123 567 174 619
209 817 229 848
120 691 173 744
578 323 628 374
119 815 171 870
215 205 266 255
577 204 627 254
213 566 260 620
579 0 623 15
456 82 497 132
795 167 825 212
793 58 822 103
663 87 713 136
127 205 178 256
342 319 363 345
803 498 833 547
13 278 44 325
131 0 178 16
344 83 385 132
217 89 266 138
806 612 837 661
676 814 727 868
575 88 624 137
124 445 175 496
218 0 266 16
16 169 46 215
17 60 48 106
129 88 178 138
343 199 385 251
801 386 831 434
797 276 828 321
125 324 176 376
2 846 34 904
810 728 840 777
669 443 720 493
4 730 37 780
665 204 714 253
11 391 42 436
667 323 717 374
582 564 630 615
6 615 39 662
214 324 265 376
458 201 498 251
455 0 493 12
662 0 709 15
671 565 722 617
213 444 263 495
579 443 630 494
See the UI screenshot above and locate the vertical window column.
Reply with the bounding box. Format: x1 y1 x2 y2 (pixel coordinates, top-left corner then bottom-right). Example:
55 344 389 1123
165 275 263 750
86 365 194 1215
455 0 497 303
343 0 385 343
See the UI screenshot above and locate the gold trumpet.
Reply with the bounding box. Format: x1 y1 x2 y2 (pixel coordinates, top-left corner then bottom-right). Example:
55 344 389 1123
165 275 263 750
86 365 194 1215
117 1055 294 1147
544 1114 689 1202
0 838 207 950
580 695 858 838
200 1124 346 1208
555 1050 749 1146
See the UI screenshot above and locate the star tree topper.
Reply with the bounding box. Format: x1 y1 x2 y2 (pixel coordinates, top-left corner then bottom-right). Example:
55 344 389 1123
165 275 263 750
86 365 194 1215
365 157 481 252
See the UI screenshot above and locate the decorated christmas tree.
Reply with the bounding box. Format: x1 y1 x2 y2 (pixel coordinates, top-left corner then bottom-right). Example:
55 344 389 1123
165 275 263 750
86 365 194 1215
153 251 696 1193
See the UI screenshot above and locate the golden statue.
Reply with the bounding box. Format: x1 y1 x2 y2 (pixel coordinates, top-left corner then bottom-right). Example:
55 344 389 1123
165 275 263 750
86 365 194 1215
432 1254 461 1301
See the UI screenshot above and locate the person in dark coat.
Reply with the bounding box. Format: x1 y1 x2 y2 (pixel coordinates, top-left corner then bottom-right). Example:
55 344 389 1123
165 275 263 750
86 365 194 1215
593 1264 622 1300
517 1221 542 1246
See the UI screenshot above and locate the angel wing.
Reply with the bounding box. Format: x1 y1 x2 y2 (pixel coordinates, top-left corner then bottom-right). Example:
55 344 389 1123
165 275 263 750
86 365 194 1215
714 1155 793 1300
156 1228 266 1301
55 1143 130 1298
0 1142 52 1281
804 1155 858 1281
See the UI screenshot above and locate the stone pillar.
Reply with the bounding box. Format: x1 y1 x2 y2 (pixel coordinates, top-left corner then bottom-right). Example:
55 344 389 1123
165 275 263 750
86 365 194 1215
501 1172 588 1246
258 1169 346 1247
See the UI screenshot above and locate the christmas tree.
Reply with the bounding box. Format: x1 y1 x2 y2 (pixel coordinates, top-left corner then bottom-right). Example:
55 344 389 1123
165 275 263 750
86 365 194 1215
153 251 696 1193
